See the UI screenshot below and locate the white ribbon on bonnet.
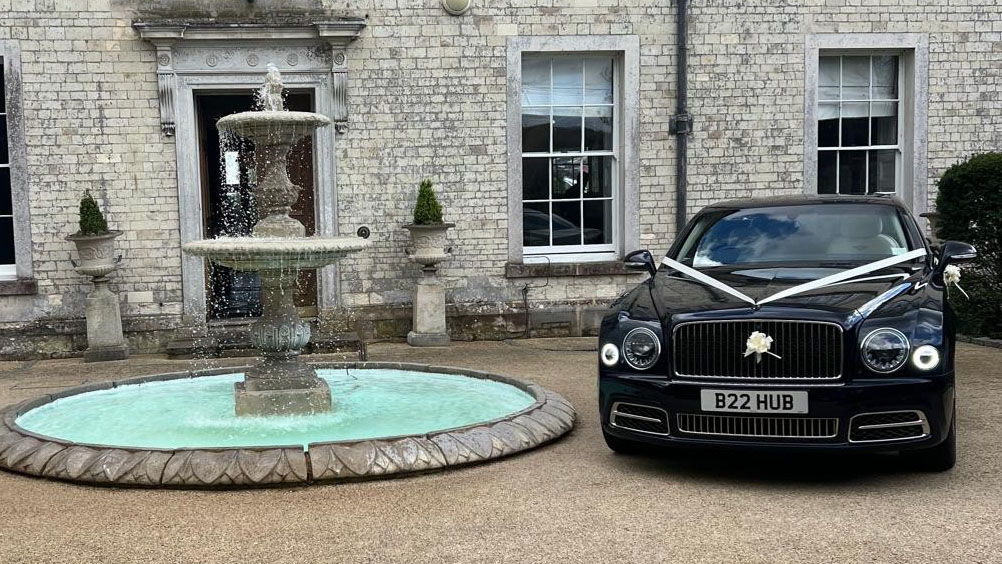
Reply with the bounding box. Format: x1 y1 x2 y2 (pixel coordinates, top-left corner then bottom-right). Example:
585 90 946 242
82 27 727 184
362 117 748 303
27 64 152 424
659 248 928 307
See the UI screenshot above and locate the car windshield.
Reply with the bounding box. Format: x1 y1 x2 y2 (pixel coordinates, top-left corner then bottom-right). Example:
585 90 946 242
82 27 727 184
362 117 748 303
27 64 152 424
675 204 914 267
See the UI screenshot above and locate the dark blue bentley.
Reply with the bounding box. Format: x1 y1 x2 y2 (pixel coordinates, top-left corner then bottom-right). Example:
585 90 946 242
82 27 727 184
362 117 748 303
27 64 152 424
598 196 976 471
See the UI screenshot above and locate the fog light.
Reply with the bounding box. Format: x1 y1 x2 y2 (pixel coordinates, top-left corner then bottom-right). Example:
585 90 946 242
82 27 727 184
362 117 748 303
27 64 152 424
912 345 941 371
600 343 619 367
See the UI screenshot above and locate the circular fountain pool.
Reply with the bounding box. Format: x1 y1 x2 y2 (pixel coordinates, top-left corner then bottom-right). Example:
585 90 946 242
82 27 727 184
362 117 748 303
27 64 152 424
0 363 575 488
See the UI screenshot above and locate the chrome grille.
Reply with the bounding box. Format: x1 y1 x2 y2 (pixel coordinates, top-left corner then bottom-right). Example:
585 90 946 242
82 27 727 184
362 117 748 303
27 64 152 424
672 320 843 380
677 413 839 439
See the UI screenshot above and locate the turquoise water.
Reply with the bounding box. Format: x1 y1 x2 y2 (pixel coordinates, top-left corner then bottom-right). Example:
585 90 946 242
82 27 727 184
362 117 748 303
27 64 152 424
15 369 536 450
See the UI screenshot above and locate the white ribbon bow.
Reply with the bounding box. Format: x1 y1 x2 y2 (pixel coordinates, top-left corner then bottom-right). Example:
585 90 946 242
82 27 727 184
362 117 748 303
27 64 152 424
943 264 969 299
744 331 781 363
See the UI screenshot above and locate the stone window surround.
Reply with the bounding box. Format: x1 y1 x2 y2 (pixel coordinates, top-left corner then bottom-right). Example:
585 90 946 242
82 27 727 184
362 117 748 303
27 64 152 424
506 35 640 267
804 33 929 214
135 21 364 318
0 40 35 295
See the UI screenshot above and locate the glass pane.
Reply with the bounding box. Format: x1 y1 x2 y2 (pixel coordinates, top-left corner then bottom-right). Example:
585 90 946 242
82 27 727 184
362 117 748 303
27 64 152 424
521 57 550 106
838 150 867 195
0 116 7 163
583 200 612 245
522 202 550 247
0 217 13 264
872 55 898 99
818 151 837 194
584 57 614 104
583 106 613 151
0 168 10 215
818 102 839 147
521 107 549 153
841 102 869 146
552 157 581 199
552 106 582 152
551 201 581 246
0 61 5 114
868 149 897 193
522 157 549 200
841 56 869 100
551 59 583 106
818 56 840 101
583 155 613 198
871 102 898 145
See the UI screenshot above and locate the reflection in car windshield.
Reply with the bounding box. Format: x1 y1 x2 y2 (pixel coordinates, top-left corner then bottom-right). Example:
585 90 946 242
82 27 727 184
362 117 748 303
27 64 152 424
677 204 912 267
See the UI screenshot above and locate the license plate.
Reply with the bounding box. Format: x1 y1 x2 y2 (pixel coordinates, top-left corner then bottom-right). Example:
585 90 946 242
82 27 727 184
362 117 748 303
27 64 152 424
700 389 808 414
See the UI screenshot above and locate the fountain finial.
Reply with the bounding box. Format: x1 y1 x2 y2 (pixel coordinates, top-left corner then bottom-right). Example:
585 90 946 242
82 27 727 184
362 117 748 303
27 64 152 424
258 64 285 112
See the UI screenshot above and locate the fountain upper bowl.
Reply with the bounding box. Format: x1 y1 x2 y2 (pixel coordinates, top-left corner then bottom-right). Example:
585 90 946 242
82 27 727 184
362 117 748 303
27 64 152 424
183 236 369 271
217 111 331 144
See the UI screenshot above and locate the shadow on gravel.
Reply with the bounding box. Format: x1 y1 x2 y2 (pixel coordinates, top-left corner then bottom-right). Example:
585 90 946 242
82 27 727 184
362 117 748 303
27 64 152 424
608 448 940 485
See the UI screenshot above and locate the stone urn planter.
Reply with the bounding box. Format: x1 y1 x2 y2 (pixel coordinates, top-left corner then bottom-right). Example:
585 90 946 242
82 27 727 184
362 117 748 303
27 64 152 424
66 230 123 279
67 192 128 362
404 223 455 268
404 179 454 347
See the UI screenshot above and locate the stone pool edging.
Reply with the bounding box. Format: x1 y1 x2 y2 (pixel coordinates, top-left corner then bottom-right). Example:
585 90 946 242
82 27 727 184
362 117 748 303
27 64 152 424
0 362 576 488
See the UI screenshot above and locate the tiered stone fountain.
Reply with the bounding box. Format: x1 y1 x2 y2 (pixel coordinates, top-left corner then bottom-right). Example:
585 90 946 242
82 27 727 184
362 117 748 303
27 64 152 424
0 68 575 489
184 66 368 416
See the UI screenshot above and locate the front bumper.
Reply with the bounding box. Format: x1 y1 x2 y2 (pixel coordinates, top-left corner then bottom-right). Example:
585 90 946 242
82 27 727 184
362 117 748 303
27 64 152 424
599 372 955 452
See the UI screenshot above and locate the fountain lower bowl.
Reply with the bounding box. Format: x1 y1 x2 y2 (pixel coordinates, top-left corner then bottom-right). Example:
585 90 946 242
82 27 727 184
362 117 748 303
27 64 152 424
0 362 575 488
183 236 369 271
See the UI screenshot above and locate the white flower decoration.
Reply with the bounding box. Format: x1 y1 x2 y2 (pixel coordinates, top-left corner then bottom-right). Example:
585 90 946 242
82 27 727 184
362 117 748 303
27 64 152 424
744 331 782 363
943 264 969 299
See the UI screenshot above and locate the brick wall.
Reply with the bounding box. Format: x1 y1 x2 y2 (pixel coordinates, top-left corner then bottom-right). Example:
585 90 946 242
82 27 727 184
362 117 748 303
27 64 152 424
0 0 1000 349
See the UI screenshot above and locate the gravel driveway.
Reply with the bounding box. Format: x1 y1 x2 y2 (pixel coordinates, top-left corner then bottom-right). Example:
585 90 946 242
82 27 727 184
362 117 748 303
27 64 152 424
0 341 999 563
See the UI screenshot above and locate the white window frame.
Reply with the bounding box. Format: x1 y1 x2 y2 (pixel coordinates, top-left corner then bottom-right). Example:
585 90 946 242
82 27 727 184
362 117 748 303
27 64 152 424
0 41 32 283
520 54 618 257
805 34 929 213
817 52 904 195
506 35 640 265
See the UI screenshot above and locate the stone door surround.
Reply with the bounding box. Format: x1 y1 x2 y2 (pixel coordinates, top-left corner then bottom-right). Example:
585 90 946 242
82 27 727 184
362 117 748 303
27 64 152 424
134 19 365 317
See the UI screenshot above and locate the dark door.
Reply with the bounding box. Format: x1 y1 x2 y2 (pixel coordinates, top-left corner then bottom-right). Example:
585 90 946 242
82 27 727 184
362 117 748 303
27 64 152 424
195 91 318 320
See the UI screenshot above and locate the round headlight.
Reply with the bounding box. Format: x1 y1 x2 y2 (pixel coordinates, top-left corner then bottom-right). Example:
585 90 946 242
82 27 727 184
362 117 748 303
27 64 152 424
622 327 660 370
600 343 620 367
860 328 910 373
912 345 941 371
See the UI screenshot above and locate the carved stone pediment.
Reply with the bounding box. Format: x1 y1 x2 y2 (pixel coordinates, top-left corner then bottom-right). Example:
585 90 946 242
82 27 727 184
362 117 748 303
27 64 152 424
133 19 365 136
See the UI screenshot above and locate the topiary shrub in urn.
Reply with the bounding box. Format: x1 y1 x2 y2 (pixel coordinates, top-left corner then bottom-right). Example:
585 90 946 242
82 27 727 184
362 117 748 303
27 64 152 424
404 179 454 346
66 191 128 361
405 179 455 267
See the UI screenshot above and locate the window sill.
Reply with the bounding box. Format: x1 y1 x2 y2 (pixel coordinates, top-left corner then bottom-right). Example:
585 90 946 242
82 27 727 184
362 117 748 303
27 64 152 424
0 278 38 296
505 261 635 279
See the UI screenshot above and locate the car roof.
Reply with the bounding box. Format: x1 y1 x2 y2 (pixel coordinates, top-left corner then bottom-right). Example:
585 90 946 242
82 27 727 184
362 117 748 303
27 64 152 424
702 194 909 212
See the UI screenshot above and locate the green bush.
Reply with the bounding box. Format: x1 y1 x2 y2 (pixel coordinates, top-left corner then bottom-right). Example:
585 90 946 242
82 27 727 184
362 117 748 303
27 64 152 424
412 178 444 225
935 152 1002 339
78 190 109 236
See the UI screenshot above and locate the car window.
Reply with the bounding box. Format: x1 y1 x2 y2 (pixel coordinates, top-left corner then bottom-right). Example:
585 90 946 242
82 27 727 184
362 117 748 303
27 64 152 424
676 204 913 267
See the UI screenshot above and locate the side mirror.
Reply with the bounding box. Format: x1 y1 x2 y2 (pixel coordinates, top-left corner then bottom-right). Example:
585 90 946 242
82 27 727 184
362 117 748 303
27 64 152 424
933 241 973 268
936 241 977 272
624 249 657 277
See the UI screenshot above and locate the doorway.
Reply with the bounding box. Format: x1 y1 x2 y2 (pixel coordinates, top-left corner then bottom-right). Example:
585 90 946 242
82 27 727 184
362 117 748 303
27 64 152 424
195 90 319 320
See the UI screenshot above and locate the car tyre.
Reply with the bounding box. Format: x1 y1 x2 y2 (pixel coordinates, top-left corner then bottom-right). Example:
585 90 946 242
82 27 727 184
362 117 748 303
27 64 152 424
902 416 956 472
602 429 650 455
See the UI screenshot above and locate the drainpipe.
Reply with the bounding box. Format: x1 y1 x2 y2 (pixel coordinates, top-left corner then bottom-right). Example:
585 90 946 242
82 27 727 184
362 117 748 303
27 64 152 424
671 0 692 234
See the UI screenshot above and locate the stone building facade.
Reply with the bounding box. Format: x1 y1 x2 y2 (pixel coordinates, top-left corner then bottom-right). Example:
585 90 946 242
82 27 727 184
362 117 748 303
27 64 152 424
0 0 999 358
